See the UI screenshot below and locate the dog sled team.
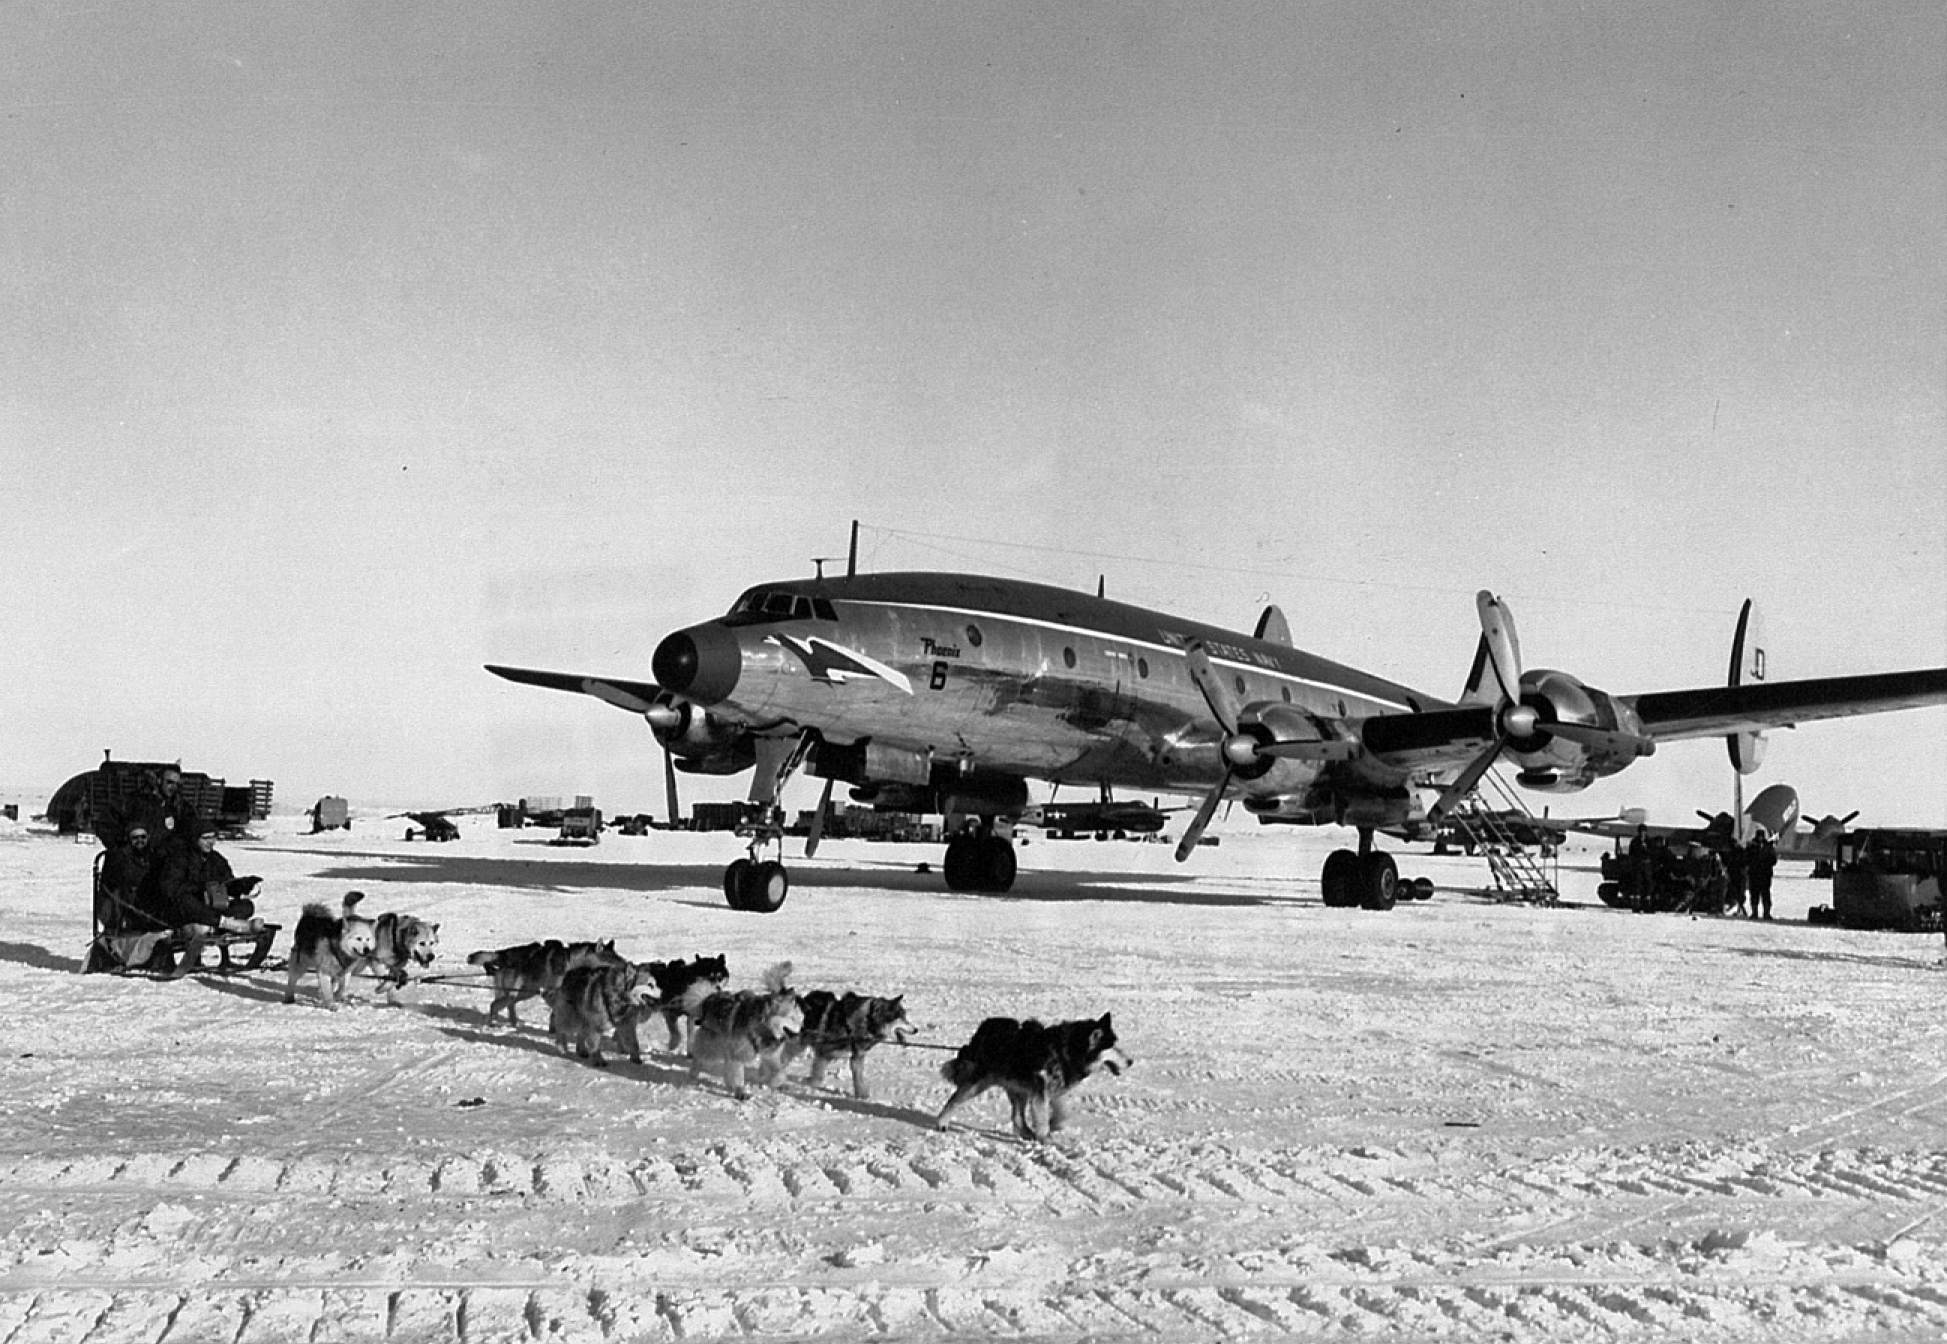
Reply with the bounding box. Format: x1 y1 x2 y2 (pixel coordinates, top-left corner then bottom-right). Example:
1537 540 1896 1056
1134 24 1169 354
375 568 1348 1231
253 888 1132 1141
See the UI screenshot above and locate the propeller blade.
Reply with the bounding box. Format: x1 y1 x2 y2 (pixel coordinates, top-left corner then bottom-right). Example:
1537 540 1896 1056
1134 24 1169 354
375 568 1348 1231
1840 810 1860 826
1430 740 1503 821
805 777 835 857
663 746 680 827
1475 591 1524 703
582 678 661 715
1174 767 1232 862
1184 641 1240 734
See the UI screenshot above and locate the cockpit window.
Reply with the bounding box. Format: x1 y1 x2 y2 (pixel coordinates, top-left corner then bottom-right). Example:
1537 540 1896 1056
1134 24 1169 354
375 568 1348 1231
724 588 836 625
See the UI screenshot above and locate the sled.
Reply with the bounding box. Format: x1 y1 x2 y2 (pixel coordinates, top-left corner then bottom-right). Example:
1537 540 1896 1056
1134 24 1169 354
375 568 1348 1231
84 851 282 977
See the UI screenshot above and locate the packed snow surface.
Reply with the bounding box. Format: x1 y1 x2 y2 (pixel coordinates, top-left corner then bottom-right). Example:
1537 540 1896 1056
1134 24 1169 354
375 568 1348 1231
2 810 1944 1342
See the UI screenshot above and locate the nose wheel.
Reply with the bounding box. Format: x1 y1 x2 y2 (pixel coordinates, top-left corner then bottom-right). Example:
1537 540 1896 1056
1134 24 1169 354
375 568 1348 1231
724 857 790 912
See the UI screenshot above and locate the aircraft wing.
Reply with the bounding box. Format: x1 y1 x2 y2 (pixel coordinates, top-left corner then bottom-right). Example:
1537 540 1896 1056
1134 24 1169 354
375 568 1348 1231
1623 667 1947 740
485 664 666 716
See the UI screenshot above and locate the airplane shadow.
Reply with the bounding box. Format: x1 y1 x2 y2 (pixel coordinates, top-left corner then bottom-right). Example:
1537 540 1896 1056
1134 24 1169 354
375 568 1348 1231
284 850 1295 910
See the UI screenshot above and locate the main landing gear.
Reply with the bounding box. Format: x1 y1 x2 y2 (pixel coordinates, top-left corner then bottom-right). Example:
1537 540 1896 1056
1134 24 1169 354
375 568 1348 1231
723 799 793 913
943 825 1017 893
1318 829 1433 910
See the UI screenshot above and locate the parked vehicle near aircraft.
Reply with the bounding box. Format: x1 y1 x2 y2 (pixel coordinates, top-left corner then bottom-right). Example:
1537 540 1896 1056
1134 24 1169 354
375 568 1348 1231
1807 829 1945 932
488 534 1947 914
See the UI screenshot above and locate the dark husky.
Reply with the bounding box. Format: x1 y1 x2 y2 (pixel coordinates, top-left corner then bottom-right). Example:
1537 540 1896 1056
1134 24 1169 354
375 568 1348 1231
550 961 651 1068
357 910 441 1002
779 990 912 1099
935 1014 1130 1141
640 953 731 1051
283 892 378 1011
684 962 803 1099
466 938 626 1028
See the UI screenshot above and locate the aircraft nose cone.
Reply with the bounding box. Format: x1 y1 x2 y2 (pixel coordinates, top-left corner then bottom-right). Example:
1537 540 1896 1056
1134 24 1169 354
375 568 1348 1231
653 623 741 704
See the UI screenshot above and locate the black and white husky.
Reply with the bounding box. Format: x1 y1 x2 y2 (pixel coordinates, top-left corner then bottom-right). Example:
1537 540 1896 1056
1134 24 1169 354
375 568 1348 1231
935 1014 1130 1141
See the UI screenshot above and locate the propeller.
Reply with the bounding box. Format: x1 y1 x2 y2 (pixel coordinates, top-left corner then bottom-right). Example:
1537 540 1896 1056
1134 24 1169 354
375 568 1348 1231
1429 592 1654 822
1172 641 1361 861
1173 644 1247 861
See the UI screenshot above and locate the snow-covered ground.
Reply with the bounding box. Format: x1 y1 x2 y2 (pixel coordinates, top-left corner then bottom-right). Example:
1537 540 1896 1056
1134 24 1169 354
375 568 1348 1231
2 806 1944 1342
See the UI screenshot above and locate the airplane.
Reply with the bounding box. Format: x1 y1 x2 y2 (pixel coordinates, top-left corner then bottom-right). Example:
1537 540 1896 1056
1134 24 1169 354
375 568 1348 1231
1018 796 1177 839
486 549 1947 913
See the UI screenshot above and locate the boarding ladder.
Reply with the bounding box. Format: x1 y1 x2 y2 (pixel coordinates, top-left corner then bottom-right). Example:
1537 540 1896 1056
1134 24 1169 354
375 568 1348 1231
1450 770 1559 904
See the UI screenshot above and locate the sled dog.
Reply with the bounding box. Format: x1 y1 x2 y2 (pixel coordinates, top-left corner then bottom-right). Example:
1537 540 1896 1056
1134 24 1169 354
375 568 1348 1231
466 938 626 1028
357 910 441 1002
550 960 653 1068
935 1013 1129 1141
684 962 803 1099
283 892 378 1011
641 953 731 1051
778 989 912 1099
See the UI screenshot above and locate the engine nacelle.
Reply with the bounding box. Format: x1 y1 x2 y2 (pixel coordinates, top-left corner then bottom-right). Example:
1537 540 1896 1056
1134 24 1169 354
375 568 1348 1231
650 699 755 776
1503 668 1646 792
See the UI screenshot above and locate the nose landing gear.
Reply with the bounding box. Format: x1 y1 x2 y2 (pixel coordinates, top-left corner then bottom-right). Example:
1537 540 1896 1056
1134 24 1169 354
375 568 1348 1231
724 854 790 912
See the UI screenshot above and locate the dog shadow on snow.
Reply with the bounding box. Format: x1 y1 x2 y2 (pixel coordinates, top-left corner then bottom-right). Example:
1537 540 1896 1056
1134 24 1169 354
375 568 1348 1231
0 941 81 974
428 1018 938 1124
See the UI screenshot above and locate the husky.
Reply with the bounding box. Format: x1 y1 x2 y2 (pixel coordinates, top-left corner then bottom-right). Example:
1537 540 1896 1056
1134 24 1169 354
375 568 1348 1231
935 1013 1130 1141
549 960 653 1068
283 892 379 1011
778 990 912 1099
640 953 731 1051
466 939 626 1028
357 910 441 1002
684 962 803 1099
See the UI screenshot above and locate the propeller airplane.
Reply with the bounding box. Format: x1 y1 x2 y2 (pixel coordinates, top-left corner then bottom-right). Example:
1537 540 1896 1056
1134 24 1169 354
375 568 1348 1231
487 546 1947 913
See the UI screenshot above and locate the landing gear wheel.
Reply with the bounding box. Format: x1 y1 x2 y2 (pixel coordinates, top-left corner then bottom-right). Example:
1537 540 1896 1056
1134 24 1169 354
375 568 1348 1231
723 857 789 912
943 836 976 892
723 858 754 910
942 834 1017 892
745 860 789 913
976 836 1017 893
1408 876 1435 901
1320 848 1359 907
1359 852 1399 910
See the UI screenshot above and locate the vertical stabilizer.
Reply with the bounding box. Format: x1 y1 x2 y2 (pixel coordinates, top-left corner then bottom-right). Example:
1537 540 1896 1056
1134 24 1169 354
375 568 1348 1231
1254 605 1292 646
1726 598 1768 774
1461 591 1523 706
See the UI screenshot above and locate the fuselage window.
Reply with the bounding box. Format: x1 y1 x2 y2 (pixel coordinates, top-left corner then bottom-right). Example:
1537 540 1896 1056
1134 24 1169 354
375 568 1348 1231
1281 686 1292 703
763 592 798 618
1137 657 1149 679
1063 646 1077 669
812 598 838 621
1234 674 1247 697
965 624 983 648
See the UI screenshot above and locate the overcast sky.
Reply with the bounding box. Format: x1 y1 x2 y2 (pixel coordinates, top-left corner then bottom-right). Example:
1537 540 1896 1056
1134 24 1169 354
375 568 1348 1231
5 3 1942 828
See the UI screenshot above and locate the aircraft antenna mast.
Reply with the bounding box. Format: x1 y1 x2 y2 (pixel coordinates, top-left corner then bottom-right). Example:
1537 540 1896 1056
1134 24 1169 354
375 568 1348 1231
847 520 858 578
